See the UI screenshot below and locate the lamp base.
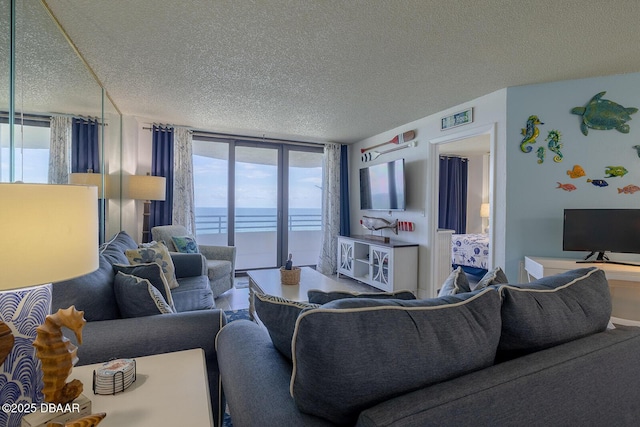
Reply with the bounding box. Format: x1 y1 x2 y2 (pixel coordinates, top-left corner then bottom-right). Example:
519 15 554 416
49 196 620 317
142 199 151 243
0 284 52 427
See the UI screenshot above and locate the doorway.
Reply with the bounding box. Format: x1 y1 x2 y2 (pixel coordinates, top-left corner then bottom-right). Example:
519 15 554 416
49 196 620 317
428 124 496 297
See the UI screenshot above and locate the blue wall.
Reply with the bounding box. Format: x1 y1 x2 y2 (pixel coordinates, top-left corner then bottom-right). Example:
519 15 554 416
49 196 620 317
505 72 640 279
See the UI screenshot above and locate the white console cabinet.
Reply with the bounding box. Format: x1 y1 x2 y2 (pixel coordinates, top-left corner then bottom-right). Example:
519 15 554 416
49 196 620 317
524 256 640 322
337 236 418 293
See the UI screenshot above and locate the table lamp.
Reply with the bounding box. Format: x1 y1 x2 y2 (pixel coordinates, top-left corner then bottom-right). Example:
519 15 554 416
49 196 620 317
0 183 98 426
69 170 110 244
125 173 167 243
480 203 490 233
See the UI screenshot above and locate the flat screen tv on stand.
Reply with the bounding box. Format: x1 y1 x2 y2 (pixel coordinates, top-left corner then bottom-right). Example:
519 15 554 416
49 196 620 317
563 208 640 266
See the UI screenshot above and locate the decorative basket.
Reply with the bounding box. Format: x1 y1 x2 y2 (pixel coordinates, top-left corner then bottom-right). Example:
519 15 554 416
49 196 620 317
280 267 301 285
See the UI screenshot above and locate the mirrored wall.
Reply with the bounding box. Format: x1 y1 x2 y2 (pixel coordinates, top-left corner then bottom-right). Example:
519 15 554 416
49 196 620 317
1 0 122 238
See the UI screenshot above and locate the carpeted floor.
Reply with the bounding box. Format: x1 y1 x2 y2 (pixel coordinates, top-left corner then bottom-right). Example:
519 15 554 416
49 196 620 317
224 308 251 323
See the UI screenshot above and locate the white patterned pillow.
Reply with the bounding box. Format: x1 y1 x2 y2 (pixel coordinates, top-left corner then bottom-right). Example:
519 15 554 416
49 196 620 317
113 272 175 318
474 266 509 290
438 266 471 296
126 241 179 289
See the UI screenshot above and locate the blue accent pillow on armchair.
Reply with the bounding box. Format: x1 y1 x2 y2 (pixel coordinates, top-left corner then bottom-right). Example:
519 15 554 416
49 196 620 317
171 236 199 254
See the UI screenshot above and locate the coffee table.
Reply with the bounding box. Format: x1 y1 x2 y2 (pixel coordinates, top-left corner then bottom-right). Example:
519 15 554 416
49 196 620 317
247 266 374 319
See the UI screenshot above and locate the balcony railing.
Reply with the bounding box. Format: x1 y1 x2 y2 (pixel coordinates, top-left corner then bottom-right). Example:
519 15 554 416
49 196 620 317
196 213 322 234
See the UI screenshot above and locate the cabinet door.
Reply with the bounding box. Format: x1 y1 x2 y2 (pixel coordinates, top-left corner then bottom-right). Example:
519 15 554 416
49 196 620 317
370 245 392 291
338 238 354 275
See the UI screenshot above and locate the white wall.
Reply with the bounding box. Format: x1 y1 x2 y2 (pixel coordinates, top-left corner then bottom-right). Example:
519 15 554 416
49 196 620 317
350 89 507 297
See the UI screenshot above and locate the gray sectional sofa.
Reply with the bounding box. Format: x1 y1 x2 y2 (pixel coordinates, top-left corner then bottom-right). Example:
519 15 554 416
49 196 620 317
51 231 227 427
216 267 640 426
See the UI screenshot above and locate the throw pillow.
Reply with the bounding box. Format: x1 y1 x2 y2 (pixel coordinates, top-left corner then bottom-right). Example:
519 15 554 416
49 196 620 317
113 272 175 318
290 288 502 425
497 267 611 361
254 293 320 361
307 289 416 305
474 266 509 290
125 241 179 289
437 266 471 296
113 263 175 311
171 236 199 254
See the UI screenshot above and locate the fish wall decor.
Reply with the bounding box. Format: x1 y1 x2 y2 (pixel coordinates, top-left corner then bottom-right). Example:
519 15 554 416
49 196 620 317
520 115 544 153
536 146 545 164
571 91 638 135
587 179 609 187
567 165 586 179
633 145 640 157
618 184 640 194
556 182 577 192
604 166 628 178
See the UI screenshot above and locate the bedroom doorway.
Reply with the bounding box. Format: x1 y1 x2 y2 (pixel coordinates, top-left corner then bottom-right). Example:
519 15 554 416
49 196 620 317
428 123 496 296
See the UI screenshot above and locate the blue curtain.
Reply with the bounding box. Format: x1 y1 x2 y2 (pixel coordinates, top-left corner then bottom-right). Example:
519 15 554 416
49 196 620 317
71 118 99 172
150 126 174 234
339 145 351 236
438 156 468 234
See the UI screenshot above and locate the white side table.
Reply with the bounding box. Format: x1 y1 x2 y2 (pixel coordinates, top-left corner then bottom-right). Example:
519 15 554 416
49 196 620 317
70 348 213 427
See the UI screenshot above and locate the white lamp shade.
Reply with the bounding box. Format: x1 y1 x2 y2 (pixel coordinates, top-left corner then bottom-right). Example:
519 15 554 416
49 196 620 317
0 183 99 290
125 175 167 201
69 172 110 198
480 203 490 218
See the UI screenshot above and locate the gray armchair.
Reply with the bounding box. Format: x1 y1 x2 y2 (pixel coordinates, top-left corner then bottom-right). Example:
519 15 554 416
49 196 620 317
152 224 236 298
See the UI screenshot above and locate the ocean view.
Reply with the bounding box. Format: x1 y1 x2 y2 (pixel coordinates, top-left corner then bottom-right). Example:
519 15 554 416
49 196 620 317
195 207 322 234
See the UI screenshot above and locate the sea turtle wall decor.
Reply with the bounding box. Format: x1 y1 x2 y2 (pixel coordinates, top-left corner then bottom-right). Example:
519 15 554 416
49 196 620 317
571 91 638 136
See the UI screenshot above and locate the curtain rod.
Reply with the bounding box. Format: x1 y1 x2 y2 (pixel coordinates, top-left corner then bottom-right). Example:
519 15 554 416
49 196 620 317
143 126 326 147
0 111 107 125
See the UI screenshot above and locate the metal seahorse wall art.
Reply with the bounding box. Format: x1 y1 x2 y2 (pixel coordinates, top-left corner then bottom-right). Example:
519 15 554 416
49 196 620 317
520 115 544 153
33 306 87 404
546 130 563 162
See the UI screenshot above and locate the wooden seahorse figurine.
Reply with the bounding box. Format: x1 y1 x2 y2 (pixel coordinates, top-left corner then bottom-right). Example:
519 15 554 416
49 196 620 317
46 412 106 427
33 306 87 405
520 115 544 153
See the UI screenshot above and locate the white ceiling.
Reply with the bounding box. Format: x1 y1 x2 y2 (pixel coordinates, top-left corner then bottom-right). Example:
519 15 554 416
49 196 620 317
6 0 640 144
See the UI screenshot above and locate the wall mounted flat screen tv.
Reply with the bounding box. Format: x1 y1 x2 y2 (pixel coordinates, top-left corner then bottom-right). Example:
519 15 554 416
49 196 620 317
563 208 640 264
360 159 406 211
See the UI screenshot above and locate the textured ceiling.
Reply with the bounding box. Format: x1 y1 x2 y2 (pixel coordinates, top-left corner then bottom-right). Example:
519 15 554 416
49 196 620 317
6 0 640 144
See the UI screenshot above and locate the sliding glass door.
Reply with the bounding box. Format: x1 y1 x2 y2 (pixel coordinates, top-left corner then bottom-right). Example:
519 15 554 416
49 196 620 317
234 144 279 270
193 138 323 271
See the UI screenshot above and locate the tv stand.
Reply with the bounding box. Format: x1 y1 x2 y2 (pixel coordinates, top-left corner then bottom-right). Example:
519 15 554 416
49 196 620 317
580 251 609 262
576 251 640 267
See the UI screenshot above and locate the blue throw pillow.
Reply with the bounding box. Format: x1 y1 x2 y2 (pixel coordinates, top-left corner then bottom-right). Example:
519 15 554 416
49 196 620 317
113 272 175 318
497 267 611 360
291 288 502 425
113 263 175 311
307 289 416 305
171 236 199 254
254 293 320 361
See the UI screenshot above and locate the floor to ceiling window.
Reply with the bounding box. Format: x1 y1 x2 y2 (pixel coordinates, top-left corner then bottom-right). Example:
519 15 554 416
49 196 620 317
192 136 323 271
0 120 50 183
